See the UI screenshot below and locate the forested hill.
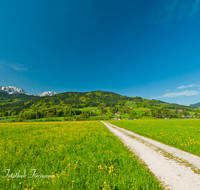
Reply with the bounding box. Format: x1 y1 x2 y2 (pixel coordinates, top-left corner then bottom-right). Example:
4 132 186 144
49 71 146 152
0 91 132 111
0 91 36 104
0 90 193 115
190 102 200 108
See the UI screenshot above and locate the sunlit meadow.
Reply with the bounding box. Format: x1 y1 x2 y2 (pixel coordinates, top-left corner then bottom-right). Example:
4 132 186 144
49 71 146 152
0 121 162 189
110 119 200 156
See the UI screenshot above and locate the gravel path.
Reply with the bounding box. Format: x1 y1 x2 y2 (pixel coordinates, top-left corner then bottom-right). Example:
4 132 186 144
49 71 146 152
102 121 200 190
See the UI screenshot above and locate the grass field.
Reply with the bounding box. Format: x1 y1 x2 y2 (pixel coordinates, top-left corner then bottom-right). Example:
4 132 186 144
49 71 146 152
0 121 162 189
125 101 137 108
79 107 99 112
110 119 200 157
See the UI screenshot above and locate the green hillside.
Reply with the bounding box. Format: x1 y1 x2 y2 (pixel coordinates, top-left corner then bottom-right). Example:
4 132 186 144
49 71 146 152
0 90 198 122
0 91 37 110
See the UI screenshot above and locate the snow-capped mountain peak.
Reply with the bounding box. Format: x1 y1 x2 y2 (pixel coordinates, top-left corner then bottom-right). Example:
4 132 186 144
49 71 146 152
34 91 57 97
0 85 57 96
0 86 29 95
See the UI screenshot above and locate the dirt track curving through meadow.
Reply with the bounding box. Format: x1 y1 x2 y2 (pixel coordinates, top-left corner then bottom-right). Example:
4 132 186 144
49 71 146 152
101 121 200 190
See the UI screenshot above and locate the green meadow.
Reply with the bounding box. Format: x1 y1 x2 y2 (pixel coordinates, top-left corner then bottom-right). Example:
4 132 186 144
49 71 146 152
110 119 200 156
0 121 162 190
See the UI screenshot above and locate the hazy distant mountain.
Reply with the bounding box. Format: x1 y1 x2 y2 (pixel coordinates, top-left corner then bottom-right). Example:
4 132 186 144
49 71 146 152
190 103 200 108
0 86 29 95
34 91 57 97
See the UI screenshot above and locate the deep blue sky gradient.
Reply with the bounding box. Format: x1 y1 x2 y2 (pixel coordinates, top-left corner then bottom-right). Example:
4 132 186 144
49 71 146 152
0 0 200 105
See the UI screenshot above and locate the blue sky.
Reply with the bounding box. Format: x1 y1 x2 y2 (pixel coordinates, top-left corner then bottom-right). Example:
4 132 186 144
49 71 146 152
0 0 200 105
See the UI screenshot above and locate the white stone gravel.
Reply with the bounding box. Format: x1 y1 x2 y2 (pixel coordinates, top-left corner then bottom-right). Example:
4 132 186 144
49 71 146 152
102 121 200 190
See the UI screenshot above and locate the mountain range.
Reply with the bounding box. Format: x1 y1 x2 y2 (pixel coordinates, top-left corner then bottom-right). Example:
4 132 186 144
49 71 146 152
0 85 199 122
0 85 200 107
0 86 57 97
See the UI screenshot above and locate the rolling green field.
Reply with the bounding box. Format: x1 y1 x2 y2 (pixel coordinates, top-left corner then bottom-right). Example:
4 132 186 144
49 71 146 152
110 119 200 157
125 101 138 108
0 121 162 190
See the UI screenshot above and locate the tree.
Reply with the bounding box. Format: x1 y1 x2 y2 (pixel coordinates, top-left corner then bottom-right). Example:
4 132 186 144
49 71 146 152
129 110 136 119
